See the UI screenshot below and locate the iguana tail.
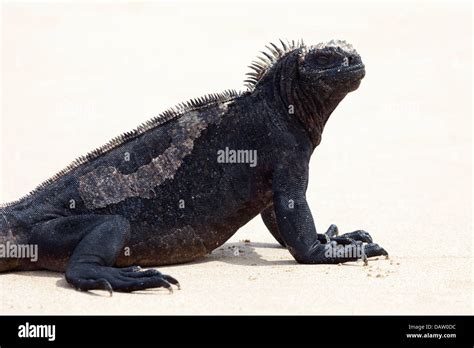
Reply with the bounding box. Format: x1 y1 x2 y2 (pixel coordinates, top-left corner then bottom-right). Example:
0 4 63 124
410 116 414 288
0 209 19 272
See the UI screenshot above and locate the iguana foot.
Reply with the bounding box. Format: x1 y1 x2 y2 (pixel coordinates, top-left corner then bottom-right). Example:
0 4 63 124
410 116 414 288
316 225 388 263
318 225 372 244
66 263 180 295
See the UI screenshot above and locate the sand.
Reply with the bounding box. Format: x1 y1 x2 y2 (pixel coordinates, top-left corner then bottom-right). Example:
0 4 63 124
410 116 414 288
0 1 472 314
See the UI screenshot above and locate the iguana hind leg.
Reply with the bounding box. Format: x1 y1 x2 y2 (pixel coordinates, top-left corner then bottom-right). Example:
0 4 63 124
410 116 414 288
31 215 179 294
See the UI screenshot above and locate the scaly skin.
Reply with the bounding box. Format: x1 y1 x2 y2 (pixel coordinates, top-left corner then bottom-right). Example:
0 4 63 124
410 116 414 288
0 39 387 294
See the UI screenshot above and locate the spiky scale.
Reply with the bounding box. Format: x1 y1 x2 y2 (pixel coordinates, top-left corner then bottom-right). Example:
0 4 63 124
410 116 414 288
269 42 283 56
248 65 261 73
265 45 279 57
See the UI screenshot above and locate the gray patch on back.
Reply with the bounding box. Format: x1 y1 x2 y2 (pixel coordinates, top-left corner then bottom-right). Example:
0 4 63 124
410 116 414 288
78 106 227 209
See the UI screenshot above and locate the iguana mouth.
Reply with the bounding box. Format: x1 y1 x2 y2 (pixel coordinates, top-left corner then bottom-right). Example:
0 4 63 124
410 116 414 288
344 63 365 72
323 63 365 78
344 63 366 79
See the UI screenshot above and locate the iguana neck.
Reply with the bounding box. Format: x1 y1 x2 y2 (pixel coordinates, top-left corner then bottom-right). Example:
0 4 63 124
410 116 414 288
278 80 344 149
255 52 346 149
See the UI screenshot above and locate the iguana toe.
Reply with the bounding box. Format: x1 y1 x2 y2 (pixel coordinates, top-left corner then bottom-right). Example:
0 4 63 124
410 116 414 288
340 230 373 243
325 224 339 238
363 243 388 259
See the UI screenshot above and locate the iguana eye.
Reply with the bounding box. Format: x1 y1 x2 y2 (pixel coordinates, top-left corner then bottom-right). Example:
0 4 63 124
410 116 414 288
314 54 331 66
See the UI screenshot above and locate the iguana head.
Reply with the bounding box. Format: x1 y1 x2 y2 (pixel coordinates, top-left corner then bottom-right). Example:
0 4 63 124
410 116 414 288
298 40 365 95
246 39 365 146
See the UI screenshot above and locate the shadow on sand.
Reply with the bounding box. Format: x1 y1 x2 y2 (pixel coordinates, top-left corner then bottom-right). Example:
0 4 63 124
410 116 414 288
7 241 296 295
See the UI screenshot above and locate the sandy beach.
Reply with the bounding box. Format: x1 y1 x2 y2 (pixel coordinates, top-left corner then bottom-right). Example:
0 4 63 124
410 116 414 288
0 1 472 314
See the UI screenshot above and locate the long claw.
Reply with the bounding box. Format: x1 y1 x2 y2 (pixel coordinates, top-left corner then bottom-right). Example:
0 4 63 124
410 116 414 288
96 278 113 296
162 274 180 287
362 253 368 266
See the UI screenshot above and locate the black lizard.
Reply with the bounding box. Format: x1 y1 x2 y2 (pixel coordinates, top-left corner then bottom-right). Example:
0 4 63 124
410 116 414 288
0 39 388 294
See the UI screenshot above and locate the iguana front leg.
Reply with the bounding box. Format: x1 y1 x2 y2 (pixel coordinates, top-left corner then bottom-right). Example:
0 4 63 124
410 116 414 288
262 206 336 246
271 162 387 264
261 206 286 247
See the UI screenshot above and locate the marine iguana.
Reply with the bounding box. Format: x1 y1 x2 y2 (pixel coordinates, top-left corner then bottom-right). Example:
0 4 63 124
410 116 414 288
0 39 388 294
